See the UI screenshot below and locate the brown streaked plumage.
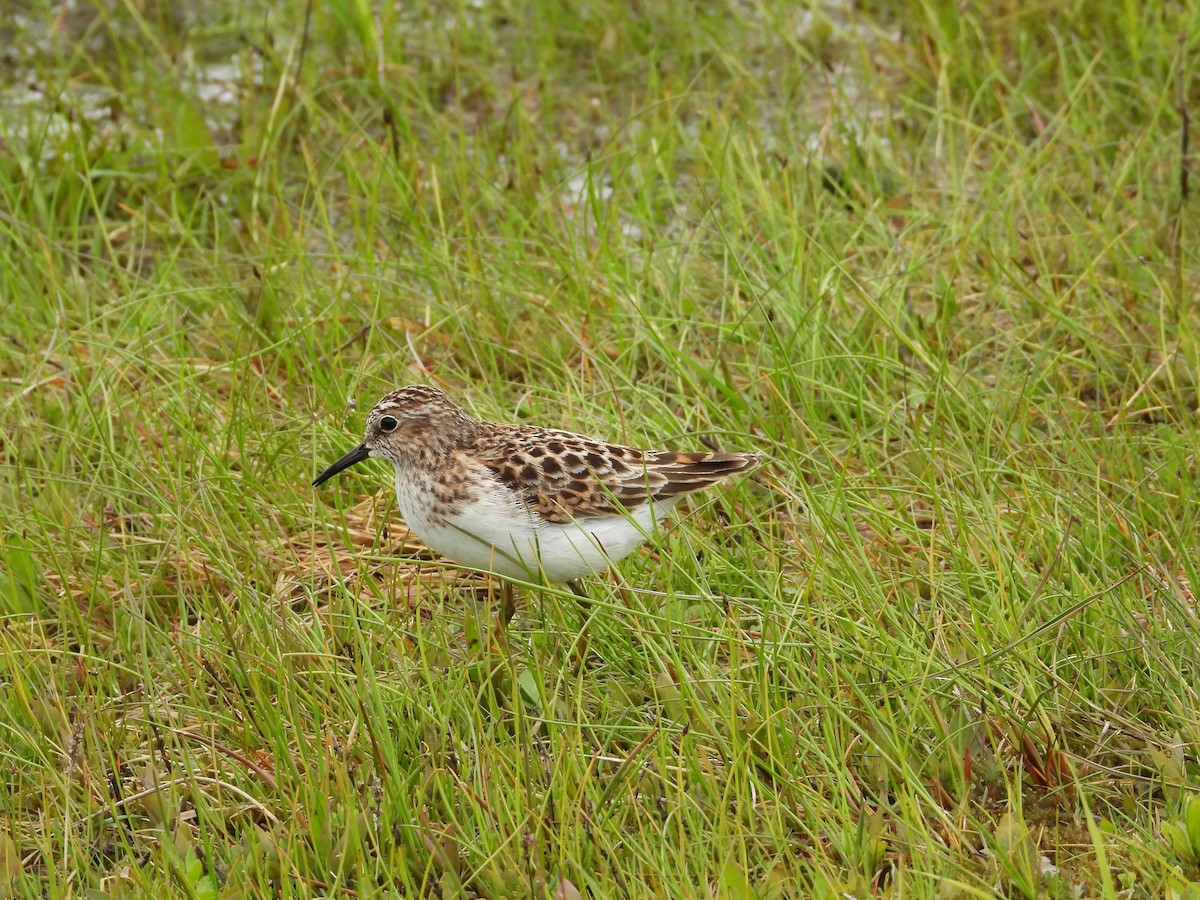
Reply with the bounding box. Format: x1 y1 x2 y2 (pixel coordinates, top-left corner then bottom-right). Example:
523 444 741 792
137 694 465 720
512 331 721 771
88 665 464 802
313 385 759 588
478 428 758 524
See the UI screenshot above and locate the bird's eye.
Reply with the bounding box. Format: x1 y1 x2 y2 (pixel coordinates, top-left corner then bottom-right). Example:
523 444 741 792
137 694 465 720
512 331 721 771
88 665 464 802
379 415 398 433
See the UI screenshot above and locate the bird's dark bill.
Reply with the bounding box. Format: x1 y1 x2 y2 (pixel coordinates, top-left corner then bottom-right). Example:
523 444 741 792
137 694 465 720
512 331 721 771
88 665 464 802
312 442 371 486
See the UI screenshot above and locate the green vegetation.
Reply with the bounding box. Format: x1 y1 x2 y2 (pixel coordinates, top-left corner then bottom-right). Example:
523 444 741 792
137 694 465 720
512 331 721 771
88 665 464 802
2 0 1199 895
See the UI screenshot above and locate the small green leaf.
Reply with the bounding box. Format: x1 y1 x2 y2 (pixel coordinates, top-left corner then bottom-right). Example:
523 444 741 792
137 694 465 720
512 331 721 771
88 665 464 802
0 534 40 616
137 766 170 826
0 829 20 884
1167 879 1200 900
1163 821 1192 859
174 819 195 856
652 670 685 721
516 668 542 708
759 862 794 899
718 859 754 900
183 850 203 885
995 811 1039 890
463 607 484 653
1187 796 1200 857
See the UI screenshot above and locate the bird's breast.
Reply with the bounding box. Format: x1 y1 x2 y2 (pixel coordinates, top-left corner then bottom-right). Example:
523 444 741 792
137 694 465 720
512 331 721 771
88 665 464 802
391 466 675 583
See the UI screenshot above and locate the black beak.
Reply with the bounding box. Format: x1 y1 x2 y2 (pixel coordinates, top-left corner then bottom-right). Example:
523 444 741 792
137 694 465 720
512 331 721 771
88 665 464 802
312 442 371 487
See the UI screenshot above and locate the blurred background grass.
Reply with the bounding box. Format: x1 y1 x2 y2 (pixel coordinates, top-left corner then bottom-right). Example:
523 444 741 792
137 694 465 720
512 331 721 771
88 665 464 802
1 0 1199 896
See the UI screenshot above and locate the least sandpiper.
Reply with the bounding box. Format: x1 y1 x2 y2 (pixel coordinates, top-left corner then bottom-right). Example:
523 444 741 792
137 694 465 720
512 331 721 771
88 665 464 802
313 385 759 604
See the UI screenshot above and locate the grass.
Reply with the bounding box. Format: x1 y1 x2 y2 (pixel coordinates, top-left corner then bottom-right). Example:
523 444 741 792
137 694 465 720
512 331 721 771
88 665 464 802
2 0 1199 895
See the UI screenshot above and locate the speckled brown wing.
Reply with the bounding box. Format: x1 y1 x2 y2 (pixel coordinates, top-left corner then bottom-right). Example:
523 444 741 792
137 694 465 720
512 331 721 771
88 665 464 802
476 425 759 523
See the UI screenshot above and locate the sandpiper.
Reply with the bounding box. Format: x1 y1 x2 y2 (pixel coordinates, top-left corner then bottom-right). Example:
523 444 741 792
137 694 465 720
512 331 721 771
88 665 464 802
313 385 759 615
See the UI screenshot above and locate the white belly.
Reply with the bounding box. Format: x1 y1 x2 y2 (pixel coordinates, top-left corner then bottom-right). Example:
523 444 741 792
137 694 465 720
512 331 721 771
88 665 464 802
394 471 678 583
